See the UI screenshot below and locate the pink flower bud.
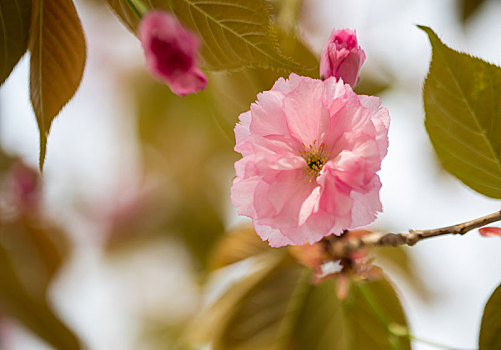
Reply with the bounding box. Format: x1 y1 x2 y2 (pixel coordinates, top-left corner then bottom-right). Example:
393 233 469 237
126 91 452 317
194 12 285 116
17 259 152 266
320 29 366 87
138 11 207 96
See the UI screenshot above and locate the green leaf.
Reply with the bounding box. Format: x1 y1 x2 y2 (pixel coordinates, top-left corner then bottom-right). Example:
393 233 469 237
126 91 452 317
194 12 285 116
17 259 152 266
190 252 300 349
354 73 393 96
1 218 69 295
372 246 432 302
270 0 303 34
273 26 318 77
209 225 273 270
419 25 501 198
458 0 486 24
193 253 410 350
479 283 501 350
0 0 32 85
29 0 86 170
292 277 410 350
0 248 81 350
0 218 80 349
106 0 301 72
170 0 303 71
105 0 140 32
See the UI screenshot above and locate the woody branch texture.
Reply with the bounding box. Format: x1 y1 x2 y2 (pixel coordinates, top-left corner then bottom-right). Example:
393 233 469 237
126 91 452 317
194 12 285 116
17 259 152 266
324 210 501 258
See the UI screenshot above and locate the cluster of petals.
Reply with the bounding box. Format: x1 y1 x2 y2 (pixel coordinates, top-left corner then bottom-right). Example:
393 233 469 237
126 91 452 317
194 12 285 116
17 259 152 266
320 28 366 87
231 73 390 247
138 11 207 96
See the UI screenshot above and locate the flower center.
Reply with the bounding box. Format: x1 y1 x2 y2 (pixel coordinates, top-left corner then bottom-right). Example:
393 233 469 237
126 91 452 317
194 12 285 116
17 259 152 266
300 142 329 179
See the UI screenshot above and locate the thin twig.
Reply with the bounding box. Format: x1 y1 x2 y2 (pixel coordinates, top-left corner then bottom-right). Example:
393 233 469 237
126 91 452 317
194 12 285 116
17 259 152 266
324 210 501 258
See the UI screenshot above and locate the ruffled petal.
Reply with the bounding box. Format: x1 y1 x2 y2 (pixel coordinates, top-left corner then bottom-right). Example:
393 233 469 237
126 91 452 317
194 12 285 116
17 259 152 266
350 176 382 226
254 224 294 247
283 78 330 146
235 111 252 153
168 67 207 96
254 169 316 228
250 91 290 138
231 73 389 247
231 177 259 217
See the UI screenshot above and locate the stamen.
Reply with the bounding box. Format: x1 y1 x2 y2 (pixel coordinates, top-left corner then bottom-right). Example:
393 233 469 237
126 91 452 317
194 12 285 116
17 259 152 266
300 141 329 180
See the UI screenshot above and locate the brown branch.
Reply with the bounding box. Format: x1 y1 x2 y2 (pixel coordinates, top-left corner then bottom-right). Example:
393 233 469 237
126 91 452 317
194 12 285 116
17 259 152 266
323 210 501 258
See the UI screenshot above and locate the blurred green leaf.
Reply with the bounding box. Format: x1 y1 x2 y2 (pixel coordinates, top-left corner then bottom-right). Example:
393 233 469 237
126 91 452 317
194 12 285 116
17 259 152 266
0 218 80 349
274 26 318 77
106 0 302 72
0 149 14 173
372 246 432 302
109 77 232 269
105 0 140 31
479 282 501 350
138 317 195 350
292 276 410 349
354 73 393 96
1 218 68 295
270 0 303 34
420 25 501 198
29 0 86 170
209 225 273 270
190 251 295 349
193 252 410 349
459 0 486 23
0 0 32 85
170 0 303 71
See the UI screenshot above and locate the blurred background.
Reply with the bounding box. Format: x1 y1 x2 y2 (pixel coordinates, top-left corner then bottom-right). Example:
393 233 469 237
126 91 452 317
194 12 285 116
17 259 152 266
1 0 500 349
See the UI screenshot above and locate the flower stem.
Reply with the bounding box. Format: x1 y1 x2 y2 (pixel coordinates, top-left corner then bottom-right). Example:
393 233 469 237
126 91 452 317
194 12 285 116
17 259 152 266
325 209 501 258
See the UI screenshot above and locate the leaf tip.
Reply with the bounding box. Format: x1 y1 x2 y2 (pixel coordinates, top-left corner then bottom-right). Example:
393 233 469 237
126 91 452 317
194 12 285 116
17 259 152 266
38 131 47 173
417 25 442 47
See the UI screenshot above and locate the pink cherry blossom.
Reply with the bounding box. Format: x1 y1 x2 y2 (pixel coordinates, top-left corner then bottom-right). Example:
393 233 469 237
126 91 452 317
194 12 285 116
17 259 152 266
320 28 366 87
138 11 207 96
231 73 389 247
479 227 501 237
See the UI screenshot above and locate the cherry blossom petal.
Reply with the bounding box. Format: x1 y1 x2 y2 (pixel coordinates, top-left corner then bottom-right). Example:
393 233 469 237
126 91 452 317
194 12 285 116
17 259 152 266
231 73 389 246
479 227 501 237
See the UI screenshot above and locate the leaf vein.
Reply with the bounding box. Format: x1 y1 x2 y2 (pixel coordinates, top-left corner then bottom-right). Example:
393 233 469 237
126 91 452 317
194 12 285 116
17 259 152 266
428 117 500 167
178 0 287 67
206 15 239 65
193 1 261 16
186 2 224 67
218 18 263 26
432 140 501 183
435 46 501 175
